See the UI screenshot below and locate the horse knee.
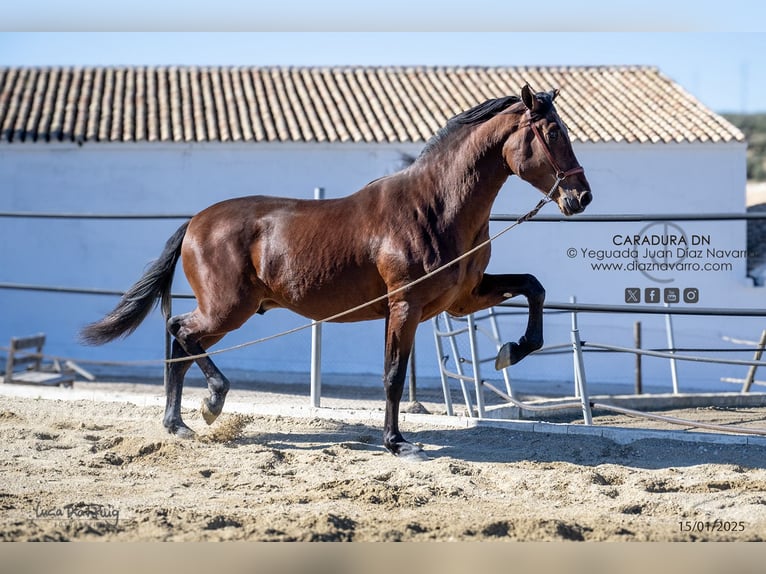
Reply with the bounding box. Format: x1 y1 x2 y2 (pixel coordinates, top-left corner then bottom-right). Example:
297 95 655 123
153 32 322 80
524 274 544 297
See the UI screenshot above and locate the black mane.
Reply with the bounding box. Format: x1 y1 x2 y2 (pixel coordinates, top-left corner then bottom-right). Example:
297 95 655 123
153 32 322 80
417 95 522 159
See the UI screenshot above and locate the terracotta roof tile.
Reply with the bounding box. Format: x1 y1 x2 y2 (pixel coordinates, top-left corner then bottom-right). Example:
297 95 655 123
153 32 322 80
0 65 744 145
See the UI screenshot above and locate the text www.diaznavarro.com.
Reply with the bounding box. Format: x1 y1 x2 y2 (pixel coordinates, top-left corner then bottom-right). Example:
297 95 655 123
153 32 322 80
590 261 734 272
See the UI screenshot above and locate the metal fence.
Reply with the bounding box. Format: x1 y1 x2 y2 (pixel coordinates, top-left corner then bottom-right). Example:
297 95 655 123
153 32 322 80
2 208 766 423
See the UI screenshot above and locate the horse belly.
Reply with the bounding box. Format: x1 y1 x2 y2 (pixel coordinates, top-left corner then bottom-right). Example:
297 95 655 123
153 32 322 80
254 232 388 322
263 266 389 322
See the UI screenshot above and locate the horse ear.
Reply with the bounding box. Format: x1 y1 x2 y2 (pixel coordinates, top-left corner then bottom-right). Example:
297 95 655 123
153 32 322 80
521 84 535 111
550 88 560 101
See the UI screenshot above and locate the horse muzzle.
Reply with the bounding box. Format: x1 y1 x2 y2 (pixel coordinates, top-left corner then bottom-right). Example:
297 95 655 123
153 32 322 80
557 189 592 216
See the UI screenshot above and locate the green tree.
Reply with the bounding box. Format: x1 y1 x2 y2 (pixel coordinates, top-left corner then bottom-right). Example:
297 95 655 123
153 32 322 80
724 114 766 181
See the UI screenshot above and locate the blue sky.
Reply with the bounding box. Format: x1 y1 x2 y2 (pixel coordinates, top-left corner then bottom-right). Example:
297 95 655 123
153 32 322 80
3 0 765 32
2 4 765 114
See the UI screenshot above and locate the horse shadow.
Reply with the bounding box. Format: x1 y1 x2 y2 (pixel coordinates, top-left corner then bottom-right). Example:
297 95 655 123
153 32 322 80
225 421 766 471
409 426 766 471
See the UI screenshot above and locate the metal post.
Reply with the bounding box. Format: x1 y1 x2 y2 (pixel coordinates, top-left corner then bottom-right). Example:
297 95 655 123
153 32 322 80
488 307 515 398
664 303 679 394
445 314 475 415
432 317 454 416
164 299 171 395
742 329 766 393
164 327 171 392
408 339 417 403
634 321 642 395
570 296 593 425
570 296 580 398
310 321 322 408
310 187 324 408
466 314 486 418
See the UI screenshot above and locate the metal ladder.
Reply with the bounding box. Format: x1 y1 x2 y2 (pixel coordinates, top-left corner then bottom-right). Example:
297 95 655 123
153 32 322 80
431 308 515 417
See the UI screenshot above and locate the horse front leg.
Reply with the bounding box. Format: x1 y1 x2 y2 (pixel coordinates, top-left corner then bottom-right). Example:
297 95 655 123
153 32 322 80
382 300 426 460
447 273 545 370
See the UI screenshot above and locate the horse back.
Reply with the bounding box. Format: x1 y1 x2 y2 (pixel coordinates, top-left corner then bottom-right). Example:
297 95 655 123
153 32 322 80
184 193 391 321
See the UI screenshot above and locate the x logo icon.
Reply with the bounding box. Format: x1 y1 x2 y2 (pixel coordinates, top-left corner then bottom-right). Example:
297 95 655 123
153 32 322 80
625 288 640 303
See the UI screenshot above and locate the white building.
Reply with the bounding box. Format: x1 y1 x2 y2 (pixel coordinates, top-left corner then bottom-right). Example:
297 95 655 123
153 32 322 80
0 65 759 394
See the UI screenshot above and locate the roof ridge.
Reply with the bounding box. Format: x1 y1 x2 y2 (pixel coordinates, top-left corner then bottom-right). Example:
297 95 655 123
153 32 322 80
0 64 662 72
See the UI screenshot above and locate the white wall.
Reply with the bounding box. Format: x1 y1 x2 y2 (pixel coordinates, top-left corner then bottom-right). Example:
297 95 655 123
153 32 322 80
1 140 760 395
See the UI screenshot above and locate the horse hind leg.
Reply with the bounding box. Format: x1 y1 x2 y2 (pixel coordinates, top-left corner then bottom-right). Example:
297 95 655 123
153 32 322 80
164 339 196 438
167 312 230 427
191 335 230 426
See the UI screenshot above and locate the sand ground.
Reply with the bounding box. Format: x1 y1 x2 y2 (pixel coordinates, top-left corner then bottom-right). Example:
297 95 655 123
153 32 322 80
2 379 766 542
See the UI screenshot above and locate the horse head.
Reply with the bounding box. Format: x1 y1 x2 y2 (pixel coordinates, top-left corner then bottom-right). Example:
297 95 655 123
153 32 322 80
504 85 592 216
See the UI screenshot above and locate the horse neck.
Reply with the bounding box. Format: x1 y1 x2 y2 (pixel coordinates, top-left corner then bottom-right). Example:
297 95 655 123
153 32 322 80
423 116 519 230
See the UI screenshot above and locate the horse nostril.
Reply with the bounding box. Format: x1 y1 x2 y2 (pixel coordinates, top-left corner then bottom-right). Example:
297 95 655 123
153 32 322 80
564 197 580 215
580 191 592 208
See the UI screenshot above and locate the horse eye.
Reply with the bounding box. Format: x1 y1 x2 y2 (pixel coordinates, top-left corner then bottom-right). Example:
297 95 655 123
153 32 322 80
548 129 560 142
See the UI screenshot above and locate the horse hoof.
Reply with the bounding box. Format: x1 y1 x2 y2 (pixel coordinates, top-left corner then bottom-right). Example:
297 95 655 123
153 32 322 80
495 339 541 369
395 442 429 462
168 423 196 439
495 342 515 370
200 399 220 425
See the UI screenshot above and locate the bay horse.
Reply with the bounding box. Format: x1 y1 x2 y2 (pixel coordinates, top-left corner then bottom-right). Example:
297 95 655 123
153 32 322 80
81 85 591 458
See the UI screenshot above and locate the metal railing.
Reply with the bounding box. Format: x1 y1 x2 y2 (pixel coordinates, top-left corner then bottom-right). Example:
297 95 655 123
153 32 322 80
432 299 766 431
2 207 765 412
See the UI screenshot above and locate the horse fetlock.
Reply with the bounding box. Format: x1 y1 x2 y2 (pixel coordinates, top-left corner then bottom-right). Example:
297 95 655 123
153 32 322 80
213 376 231 396
521 334 544 352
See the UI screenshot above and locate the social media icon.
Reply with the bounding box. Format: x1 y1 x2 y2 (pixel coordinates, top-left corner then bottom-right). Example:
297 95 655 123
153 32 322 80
625 288 641 303
664 288 679 304
644 288 660 304
683 287 699 304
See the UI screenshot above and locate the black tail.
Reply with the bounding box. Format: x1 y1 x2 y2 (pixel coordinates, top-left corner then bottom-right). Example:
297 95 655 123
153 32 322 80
80 221 189 346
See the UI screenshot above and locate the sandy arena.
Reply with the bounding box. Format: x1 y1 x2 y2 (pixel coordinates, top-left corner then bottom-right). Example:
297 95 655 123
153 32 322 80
2 379 766 542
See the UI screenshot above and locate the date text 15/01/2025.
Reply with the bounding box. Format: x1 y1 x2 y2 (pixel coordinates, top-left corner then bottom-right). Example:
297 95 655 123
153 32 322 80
678 520 746 533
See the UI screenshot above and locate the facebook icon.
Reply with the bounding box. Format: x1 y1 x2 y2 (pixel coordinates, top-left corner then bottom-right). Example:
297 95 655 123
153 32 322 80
644 287 660 304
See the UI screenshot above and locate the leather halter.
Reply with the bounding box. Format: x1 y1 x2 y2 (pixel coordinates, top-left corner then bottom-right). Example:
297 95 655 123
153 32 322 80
529 120 585 181
514 114 586 223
